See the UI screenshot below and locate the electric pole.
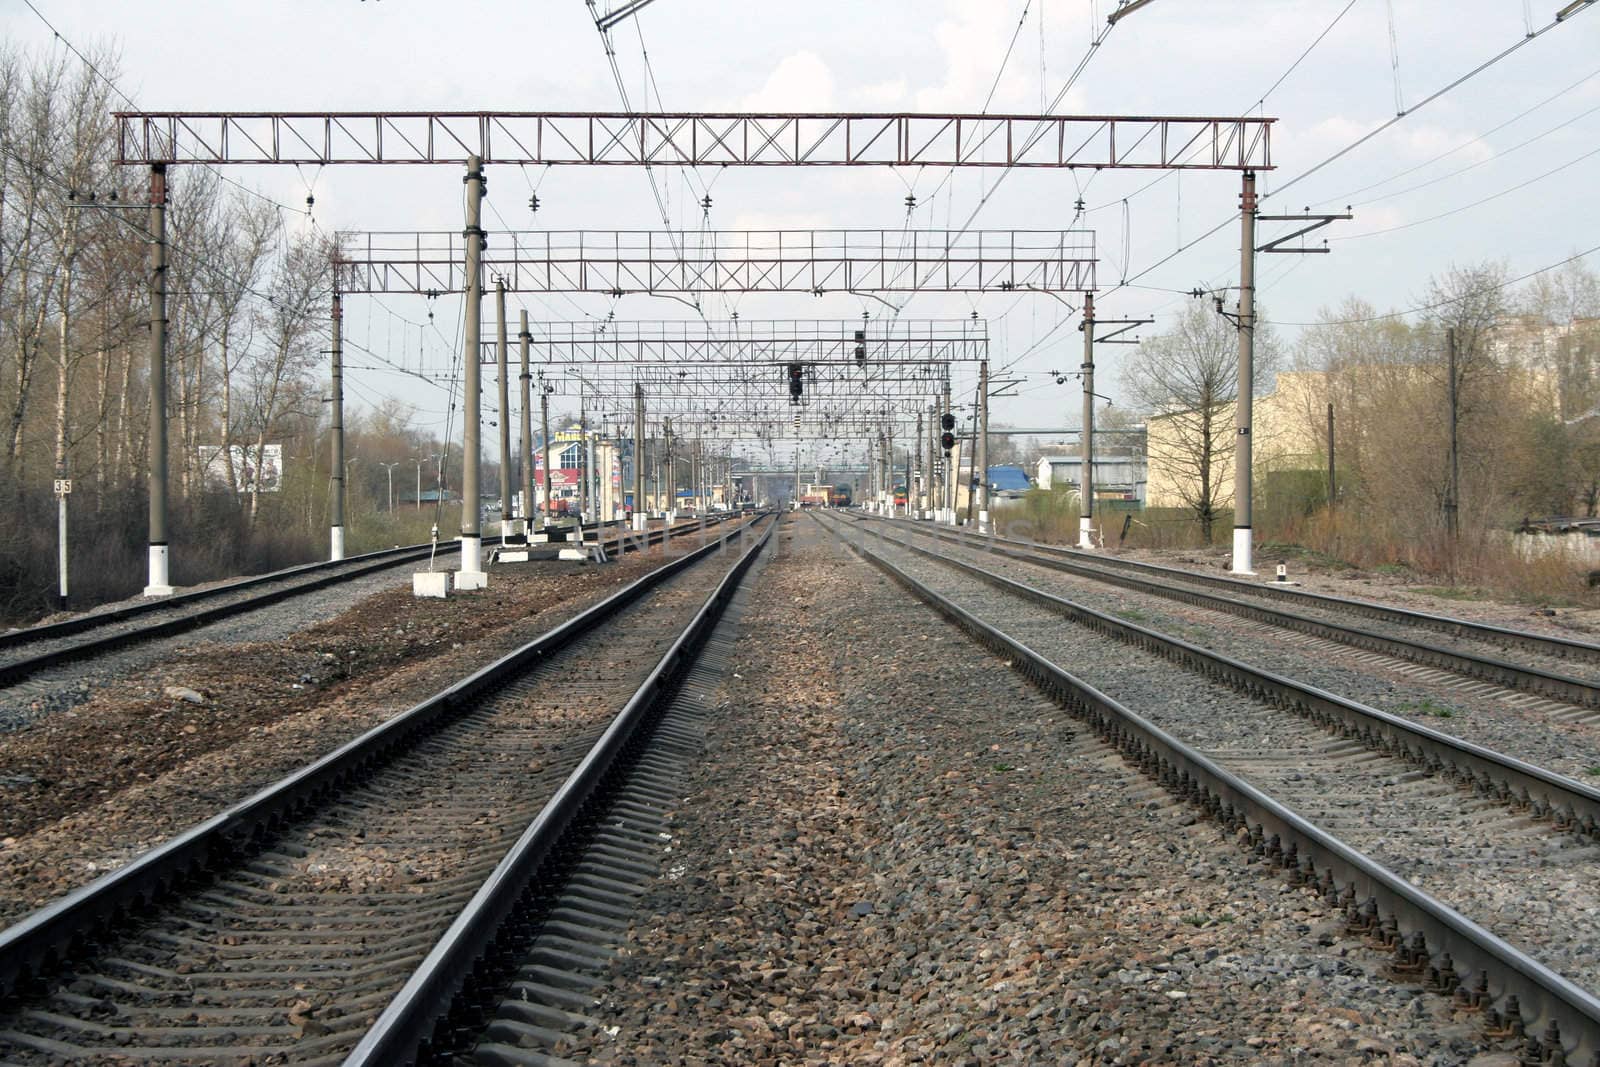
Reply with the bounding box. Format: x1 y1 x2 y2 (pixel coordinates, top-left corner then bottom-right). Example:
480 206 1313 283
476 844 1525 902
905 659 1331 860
457 155 487 589
1232 170 1257 574
978 359 990 533
496 277 512 539
633 383 647 531
539 380 552 531
330 291 345 561
144 164 173 596
1079 293 1096 549
1445 326 1460 541
518 310 533 541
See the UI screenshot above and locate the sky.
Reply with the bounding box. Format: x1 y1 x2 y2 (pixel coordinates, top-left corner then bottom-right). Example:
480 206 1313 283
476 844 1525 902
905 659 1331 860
3 0 1597 470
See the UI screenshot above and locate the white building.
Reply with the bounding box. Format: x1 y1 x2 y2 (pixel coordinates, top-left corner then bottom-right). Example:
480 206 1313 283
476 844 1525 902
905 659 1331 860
1036 455 1147 504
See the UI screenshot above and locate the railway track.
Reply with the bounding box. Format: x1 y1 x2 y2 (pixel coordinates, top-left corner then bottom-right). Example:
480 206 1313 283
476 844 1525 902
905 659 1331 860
0 513 771 1064
838 510 1600 715
0 515 729 694
815 511 1600 1066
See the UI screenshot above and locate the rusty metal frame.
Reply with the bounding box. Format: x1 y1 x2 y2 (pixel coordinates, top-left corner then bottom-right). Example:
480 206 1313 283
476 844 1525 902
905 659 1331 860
116 111 1273 170
335 229 1095 295
500 318 986 365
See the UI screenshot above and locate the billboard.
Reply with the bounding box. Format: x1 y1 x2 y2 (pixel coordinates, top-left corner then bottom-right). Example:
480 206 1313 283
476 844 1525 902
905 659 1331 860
199 444 282 493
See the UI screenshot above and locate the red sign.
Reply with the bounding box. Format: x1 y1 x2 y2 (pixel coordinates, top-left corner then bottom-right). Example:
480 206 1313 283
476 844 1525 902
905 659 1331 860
534 462 581 488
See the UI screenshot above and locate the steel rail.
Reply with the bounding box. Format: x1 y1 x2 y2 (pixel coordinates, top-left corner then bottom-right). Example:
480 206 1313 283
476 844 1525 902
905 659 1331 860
847 513 1600 706
911 516 1600 666
818 513 1600 1067
0 514 764 1000
345 514 776 1064
0 536 463 652
830 515 1600 836
0 516 727 689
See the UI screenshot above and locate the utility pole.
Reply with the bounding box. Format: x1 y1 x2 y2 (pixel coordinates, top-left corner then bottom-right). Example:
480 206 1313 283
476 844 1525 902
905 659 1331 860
539 381 553 531
886 430 895 516
330 291 346 560
1232 170 1258 575
914 410 924 519
978 359 991 533
55 227 76 610
1079 293 1096 549
664 416 675 519
633 383 647 531
1445 326 1460 541
496 277 512 538
926 402 937 520
457 155 487 589
942 378 955 524
1326 402 1336 513
144 164 173 596
518 310 532 541
577 405 589 522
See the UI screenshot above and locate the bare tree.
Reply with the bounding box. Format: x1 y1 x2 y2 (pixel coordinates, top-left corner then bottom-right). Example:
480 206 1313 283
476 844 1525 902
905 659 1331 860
243 230 329 523
1125 300 1279 542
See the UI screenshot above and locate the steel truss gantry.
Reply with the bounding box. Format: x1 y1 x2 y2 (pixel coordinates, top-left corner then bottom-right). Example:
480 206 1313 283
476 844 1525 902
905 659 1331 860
497 318 986 365
117 111 1273 170
118 103 1281 612
335 229 1095 295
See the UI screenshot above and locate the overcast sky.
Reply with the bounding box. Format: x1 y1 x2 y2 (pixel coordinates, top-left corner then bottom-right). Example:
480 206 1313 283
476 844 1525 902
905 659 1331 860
4 0 1597 466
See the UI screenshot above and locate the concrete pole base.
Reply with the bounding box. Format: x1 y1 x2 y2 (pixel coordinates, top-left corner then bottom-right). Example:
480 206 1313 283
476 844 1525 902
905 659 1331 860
1231 527 1256 575
143 544 175 597
978 509 990 534
632 513 648 532
1078 517 1095 550
456 534 488 590
330 525 345 562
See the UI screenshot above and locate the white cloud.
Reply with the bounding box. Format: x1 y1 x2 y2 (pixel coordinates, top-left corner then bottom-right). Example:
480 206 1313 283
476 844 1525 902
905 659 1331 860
741 51 835 112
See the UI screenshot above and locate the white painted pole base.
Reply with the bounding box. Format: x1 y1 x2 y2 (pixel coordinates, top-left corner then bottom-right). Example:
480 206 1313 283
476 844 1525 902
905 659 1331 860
143 544 174 597
330 525 345 562
1232 527 1255 575
1078 516 1095 550
456 534 488 590
978 509 990 534
632 513 648 532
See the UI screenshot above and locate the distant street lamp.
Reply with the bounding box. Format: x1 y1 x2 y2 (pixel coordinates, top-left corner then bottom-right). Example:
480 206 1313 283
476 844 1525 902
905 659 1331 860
380 461 401 513
414 453 439 510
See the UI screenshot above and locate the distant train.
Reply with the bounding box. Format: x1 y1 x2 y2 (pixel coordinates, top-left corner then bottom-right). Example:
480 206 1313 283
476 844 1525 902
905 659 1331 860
799 483 853 508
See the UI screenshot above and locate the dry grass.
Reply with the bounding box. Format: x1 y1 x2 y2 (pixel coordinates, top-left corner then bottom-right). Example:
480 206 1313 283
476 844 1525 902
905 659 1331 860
1265 507 1600 608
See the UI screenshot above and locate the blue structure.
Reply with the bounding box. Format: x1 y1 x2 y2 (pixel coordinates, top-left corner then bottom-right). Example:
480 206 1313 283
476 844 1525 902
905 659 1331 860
985 465 1033 498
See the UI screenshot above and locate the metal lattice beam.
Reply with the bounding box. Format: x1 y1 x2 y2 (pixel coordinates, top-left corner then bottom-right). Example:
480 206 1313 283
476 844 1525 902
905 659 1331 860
496 318 987 365
116 112 1273 170
335 230 1095 295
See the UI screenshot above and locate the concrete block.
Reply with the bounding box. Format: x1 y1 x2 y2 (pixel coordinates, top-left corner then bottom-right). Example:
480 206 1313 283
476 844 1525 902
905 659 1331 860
496 549 531 564
454 570 489 591
413 571 450 599
558 548 588 561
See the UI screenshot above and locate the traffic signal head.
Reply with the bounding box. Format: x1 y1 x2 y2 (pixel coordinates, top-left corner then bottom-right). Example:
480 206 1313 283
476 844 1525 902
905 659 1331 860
940 431 956 452
940 413 956 431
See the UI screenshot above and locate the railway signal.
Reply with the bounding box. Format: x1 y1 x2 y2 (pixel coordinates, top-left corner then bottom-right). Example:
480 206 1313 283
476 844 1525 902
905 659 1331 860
854 329 867 364
787 362 804 403
940 430 955 453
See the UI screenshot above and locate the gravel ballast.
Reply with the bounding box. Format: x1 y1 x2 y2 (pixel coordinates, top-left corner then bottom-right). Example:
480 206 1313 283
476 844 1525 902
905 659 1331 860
0 529 735 925
863 519 1600 783
558 516 1500 1065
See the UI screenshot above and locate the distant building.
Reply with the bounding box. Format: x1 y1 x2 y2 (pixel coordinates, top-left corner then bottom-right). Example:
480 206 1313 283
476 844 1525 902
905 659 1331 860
1036 455 1146 505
